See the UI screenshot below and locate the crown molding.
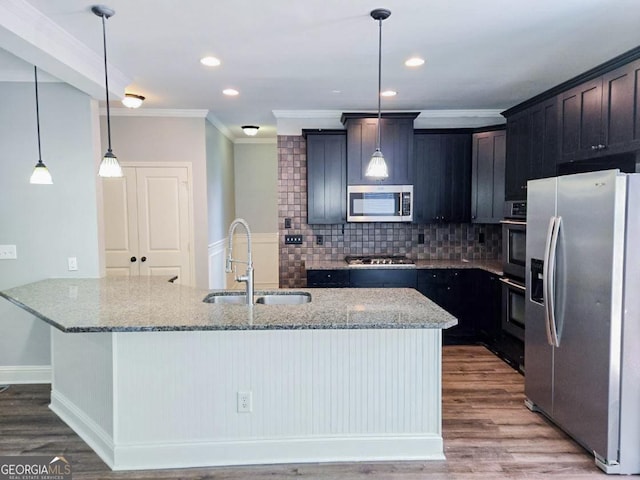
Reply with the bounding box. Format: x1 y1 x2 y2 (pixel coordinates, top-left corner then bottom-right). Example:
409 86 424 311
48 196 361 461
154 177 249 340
417 109 505 118
104 108 209 118
234 138 277 145
0 0 130 99
205 112 234 141
272 110 344 119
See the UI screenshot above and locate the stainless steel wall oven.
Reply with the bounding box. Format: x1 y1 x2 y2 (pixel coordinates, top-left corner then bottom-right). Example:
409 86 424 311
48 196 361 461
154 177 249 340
500 200 526 341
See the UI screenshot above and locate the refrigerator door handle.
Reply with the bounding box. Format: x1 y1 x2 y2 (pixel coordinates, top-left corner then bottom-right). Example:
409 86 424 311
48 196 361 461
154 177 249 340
548 216 562 347
542 216 556 347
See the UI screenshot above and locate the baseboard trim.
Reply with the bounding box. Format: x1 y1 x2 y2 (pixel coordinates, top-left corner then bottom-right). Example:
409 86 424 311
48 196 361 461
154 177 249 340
0 365 51 384
112 435 444 471
49 390 115 469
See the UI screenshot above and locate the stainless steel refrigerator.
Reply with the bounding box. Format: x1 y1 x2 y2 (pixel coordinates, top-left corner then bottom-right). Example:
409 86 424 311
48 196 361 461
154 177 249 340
525 169 640 475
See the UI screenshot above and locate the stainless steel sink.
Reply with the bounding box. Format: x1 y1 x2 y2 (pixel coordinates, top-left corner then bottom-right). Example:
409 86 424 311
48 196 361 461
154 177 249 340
204 293 248 304
255 293 311 305
204 291 311 305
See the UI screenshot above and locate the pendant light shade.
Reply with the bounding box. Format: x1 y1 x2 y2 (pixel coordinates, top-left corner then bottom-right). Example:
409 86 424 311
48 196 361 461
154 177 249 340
93 5 123 178
30 160 52 184
30 66 53 185
366 148 388 179
365 8 391 180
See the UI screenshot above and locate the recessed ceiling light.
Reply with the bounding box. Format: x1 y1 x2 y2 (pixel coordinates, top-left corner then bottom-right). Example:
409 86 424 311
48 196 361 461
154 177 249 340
332 90 342 94
405 57 425 67
222 88 239 96
381 90 397 97
200 56 221 67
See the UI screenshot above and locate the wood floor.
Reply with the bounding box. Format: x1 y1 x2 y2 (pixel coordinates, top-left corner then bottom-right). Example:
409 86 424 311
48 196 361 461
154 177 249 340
0 346 610 479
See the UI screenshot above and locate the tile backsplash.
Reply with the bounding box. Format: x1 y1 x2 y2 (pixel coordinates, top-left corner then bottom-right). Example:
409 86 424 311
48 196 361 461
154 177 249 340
278 135 501 288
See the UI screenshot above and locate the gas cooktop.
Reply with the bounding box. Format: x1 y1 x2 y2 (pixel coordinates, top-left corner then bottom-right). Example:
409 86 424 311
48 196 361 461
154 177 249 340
344 255 416 267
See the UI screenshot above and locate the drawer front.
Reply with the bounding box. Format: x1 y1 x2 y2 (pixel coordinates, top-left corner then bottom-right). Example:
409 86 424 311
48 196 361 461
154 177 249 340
349 269 417 288
417 269 462 286
306 269 350 287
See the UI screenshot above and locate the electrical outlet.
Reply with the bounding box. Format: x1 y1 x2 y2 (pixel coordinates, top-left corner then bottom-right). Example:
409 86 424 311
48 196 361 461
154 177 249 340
479 232 485 244
316 235 323 245
0 245 17 260
284 235 303 245
68 257 78 271
418 233 425 245
284 217 292 229
237 391 252 413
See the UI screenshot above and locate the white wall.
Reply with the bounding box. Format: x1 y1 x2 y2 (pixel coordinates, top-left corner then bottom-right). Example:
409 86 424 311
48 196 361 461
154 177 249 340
103 115 210 289
206 121 235 242
206 120 235 289
227 141 279 288
233 142 278 234
0 81 101 381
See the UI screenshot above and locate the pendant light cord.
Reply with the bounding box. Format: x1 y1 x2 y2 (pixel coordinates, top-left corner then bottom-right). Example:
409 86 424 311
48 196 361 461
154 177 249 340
34 66 42 162
376 16 383 150
100 14 113 153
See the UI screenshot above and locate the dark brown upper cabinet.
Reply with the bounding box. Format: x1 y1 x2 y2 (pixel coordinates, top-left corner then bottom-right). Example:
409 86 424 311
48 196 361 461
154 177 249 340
559 59 640 163
304 130 346 225
471 129 505 223
504 98 557 201
414 131 472 224
342 113 419 185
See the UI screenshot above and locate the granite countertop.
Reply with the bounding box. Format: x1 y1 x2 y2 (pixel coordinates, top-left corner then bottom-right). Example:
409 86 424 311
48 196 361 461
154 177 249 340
0 277 457 333
306 259 503 276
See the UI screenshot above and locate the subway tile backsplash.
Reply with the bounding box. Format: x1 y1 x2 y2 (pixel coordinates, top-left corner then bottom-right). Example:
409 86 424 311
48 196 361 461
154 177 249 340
278 135 501 288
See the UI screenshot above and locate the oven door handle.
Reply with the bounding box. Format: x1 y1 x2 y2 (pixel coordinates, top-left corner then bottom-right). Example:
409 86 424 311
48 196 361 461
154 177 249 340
499 277 526 292
500 219 527 226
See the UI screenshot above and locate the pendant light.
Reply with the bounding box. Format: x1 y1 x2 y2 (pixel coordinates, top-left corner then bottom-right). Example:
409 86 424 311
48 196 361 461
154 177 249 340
93 5 123 178
365 8 391 180
29 66 53 185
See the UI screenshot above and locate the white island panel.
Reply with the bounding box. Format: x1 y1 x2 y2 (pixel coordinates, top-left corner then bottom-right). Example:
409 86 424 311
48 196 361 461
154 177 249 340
50 328 443 470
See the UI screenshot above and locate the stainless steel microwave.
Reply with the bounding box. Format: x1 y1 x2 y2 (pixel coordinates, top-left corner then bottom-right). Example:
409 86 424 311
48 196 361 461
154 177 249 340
347 185 413 222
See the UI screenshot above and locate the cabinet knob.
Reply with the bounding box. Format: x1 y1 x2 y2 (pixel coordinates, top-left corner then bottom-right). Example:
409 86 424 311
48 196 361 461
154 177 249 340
141 256 147 263
130 256 137 263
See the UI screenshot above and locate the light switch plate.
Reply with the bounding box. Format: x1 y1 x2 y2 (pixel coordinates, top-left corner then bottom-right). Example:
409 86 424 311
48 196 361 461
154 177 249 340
0 245 17 260
68 257 78 271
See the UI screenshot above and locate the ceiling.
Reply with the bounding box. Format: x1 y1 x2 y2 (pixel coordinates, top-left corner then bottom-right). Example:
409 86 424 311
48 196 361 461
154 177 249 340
2 0 640 139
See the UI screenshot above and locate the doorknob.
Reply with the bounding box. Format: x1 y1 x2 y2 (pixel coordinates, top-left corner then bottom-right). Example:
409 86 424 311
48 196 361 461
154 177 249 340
141 256 147 262
130 256 137 263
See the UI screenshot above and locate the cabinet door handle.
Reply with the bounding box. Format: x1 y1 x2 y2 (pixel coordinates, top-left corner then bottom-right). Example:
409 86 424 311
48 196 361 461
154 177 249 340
591 145 599 151
141 256 147 262
130 256 137 263
598 144 606 150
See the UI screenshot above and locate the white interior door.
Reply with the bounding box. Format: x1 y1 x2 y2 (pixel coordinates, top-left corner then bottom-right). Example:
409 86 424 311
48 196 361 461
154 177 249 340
136 167 191 283
104 167 139 276
103 165 193 285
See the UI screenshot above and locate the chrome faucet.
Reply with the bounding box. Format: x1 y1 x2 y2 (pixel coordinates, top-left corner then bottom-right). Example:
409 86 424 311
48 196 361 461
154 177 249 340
225 218 254 305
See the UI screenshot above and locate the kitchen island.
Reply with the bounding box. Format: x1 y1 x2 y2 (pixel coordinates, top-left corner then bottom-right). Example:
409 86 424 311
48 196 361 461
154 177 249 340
0 277 456 471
